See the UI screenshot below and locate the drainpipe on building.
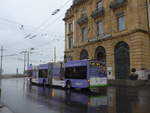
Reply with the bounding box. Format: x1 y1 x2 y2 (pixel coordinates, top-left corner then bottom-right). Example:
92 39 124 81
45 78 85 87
146 0 150 31
146 0 150 80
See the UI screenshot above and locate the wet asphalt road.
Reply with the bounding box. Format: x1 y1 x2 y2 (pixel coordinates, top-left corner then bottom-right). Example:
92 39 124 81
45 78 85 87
0 78 150 113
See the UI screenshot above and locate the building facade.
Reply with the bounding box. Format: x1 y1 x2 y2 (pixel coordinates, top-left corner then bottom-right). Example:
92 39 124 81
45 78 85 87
63 0 150 80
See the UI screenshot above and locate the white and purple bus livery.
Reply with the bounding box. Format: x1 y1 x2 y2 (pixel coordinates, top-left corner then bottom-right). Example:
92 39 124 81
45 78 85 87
27 65 38 83
28 62 64 87
37 64 49 85
65 60 107 89
28 64 49 85
48 62 65 87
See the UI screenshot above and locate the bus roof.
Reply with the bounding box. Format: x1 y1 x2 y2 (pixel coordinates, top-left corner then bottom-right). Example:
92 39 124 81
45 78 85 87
27 66 33 71
38 63 48 69
65 60 89 67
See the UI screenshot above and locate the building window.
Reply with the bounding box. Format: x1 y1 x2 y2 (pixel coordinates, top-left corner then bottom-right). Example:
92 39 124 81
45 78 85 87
80 49 89 60
81 27 88 42
117 14 125 31
96 0 103 9
68 23 73 33
68 37 73 49
96 21 104 36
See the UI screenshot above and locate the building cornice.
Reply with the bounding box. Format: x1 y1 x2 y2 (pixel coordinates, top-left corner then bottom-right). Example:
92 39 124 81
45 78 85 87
110 0 127 9
64 0 91 21
73 29 150 49
63 14 74 21
65 49 74 54
72 0 89 7
91 7 105 19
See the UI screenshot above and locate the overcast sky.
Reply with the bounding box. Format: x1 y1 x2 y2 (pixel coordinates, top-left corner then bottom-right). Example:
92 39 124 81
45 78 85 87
0 0 72 74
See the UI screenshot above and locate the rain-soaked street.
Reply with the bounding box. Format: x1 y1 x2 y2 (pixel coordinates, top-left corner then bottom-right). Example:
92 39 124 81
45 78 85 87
0 78 150 113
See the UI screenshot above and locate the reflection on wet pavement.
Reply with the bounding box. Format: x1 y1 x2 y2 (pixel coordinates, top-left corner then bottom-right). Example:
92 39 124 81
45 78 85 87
0 78 150 113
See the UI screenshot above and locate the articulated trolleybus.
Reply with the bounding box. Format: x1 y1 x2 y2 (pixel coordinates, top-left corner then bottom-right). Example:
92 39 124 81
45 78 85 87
28 62 64 87
27 64 49 85
65 59 107 89
37 64 49 85
48 62 65 87
27 65 38 84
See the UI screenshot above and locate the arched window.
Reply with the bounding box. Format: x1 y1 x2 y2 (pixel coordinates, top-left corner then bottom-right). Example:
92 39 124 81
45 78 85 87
80 49 89 60
95 46 106 62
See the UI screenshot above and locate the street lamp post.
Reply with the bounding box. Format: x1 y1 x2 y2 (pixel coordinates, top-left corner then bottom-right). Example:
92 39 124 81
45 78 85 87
0 46 4 76
20 48 34 75
23 51 26 75
20 51 27 75
27 48 34 68
0 46 3 106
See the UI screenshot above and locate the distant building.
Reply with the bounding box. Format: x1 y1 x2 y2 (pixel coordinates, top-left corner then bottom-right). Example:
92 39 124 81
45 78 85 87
63 0 150 80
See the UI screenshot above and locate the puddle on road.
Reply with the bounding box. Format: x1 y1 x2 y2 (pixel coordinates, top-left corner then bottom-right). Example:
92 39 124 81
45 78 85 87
1 78 150 113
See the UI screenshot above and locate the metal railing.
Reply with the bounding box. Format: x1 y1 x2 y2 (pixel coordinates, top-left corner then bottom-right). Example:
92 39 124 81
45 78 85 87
77 14 88 25
91 7 105 19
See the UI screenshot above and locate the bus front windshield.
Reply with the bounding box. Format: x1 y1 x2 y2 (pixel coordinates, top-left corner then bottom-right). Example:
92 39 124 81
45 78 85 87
65 66 87 79
39 69 48 78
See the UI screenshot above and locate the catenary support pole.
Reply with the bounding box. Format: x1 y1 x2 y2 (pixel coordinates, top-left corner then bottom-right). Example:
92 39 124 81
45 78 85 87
0 46 4 76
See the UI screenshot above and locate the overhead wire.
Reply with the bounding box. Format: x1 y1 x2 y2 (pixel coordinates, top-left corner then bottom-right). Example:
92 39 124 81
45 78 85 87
0 0 69 54
0 17 23 26
24 0 71 40
0 16 35 34
0 0 72 74
2 35 64 59
4 56 40 63
1 0 70 64
28 12 65 40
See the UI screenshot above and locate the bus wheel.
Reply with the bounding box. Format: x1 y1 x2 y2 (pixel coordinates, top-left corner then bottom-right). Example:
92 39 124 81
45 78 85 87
66 81 71 89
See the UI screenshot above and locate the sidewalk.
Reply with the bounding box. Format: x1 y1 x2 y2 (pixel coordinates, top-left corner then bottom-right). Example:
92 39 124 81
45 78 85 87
146 80 150 85
108 80 146 86
0 106 13 113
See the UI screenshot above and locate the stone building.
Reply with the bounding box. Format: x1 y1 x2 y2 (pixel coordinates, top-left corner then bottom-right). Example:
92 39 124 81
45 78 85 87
63 0 150 80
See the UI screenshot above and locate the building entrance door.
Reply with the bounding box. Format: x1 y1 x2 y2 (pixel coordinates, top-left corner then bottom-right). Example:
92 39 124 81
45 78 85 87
115 42 130 79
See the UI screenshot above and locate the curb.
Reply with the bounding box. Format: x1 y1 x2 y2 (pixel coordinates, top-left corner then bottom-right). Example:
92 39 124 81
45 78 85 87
0 104 4 108
0 107 13 113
